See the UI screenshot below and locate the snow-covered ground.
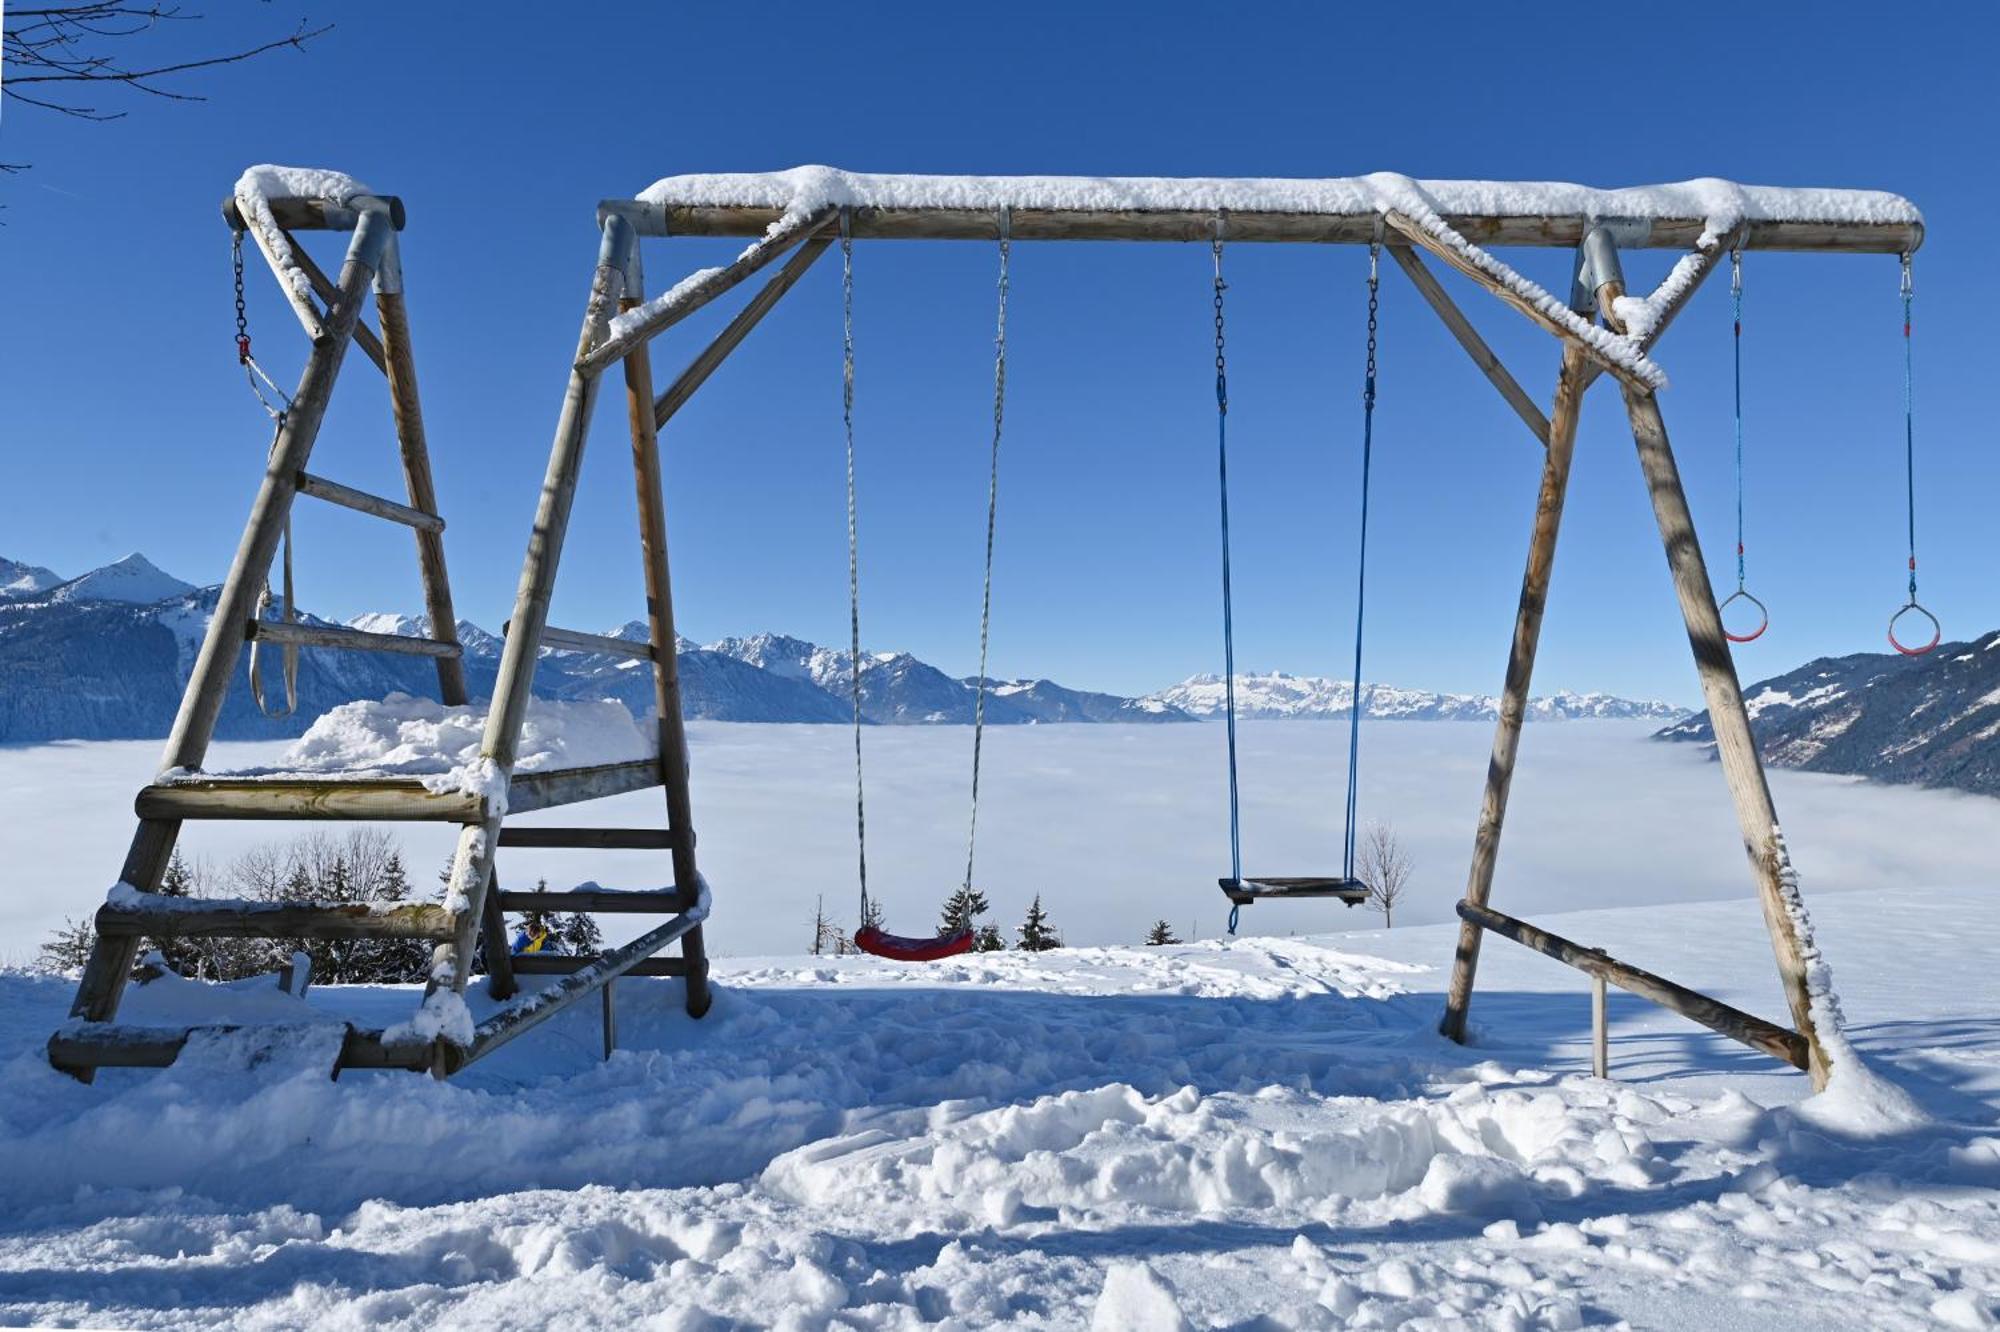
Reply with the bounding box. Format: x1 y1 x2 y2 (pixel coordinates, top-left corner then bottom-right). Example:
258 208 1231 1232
6 721 1998 959
0 885 1995 1329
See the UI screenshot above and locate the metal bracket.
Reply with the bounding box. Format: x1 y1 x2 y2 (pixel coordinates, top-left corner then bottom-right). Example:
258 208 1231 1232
1570 220 1638 314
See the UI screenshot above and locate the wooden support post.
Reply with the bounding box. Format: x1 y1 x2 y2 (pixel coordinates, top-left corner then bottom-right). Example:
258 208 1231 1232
622 283 713 1019
68 206 394 1047
1386 245 1551 446
602 981 617 1061
422 215 634 1070
1606 348 1830 1088
373 234 470 707
1439 342 1590 1043
289 238 388 375
1592 974 1609 1079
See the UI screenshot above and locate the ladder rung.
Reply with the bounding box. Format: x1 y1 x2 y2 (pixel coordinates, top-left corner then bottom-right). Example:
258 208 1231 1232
497 888 691 914
508 953 695 978
508 622 656 661
497 826 682 850
508 760 661 814
247 619 463 659
297 471 445 533
137 776 485 822
98 893 457 939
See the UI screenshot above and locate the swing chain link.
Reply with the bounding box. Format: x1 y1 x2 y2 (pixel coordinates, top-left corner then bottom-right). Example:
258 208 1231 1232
1364 241 1380 408
1212 217 1228 413
233 231 253 365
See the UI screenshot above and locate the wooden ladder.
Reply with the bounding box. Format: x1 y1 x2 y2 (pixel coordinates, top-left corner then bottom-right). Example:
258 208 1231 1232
49 177 713 1081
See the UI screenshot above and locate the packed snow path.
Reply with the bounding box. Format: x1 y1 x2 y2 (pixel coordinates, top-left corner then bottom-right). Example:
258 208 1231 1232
1 891 1995 1329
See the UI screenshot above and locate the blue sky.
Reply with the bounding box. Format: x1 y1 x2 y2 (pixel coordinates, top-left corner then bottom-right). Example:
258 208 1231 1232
1 3 1990 705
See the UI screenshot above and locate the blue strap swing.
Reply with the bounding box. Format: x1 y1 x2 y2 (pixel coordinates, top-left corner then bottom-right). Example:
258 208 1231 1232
1887 251 1941 657
1214 216 1377 933
1719 250 1769 644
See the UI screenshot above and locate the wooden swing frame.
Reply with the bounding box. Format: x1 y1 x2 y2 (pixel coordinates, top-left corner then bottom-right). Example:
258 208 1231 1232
52 170 1918 1088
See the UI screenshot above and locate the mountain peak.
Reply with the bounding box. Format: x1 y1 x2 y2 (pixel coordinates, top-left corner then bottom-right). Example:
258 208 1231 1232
0 556 62 600
46 552 196 606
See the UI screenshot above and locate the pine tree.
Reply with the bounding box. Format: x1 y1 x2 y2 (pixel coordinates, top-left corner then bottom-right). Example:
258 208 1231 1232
1144 919 1181 946
973 923 1006 952
1016 894 1059 951
560 912 602 957
151 849 203 976
939 886 991 934
37 917 96 974
159 849 195 898
859 894 884 933
518 879 562 950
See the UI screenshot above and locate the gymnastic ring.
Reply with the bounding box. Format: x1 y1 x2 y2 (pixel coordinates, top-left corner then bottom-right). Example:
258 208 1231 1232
1888 601 1941 656
1719 589 1769 644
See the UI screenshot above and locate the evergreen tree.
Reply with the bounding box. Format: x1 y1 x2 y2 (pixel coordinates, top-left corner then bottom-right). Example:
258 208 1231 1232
859 894 884 933
159 849 195 898
560 912 602 957
939 885 991 934
151 849 203 976
1144 919 1182 946
37 918 96 974
973 923 1006 952
517 879 562 950
1016 894 1060 951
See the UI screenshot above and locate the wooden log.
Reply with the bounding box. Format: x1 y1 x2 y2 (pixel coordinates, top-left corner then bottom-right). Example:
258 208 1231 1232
576 208 836 375
246 618 462 659
1456 902 1809 1071
1600 278 1829 1087
289 239 389 375
497 826 681 850
602 982 617 1061
653 235 833 427
443 896 708 1074
479 880 516 1002
1381 212 1650 390
495 888 692 914
1439 342 1592 1044
67 207 396 1050
425 215 637 1025
373 254 471 709
507 953 693 978
296 471 445 533
136 777 483 823
514 623 656 660
623 285 715 1021
507 759 662 815
97 894 455 939
1577 238 1729 392
1592 973 1609 1079
223 194 406 233
633 203 1920 255
1385 245 1550 446
47 1021 429 1074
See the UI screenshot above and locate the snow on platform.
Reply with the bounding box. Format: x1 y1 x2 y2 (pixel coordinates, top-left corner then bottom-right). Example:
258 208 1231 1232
0 888 1994 1329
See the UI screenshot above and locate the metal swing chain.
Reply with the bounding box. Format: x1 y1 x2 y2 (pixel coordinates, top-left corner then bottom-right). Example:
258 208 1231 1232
1888 251 1940 655
963 209 1010 896
1213 217 1246 934
1343 240 1380 883
840 212 872 922
234 230 299 719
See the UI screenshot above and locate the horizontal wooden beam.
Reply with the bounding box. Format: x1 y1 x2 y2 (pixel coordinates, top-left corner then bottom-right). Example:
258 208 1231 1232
1456 901 1809 1071
508 759 663 814
46 1021 431 1074
517 623 655 660
497 826 682 850
496 887 692 914
1386 244 1551 447
247 618 462 659
136 776 484 822
631 203 1920 255
223 195 406 233
297 471 445 533
97 894 455 940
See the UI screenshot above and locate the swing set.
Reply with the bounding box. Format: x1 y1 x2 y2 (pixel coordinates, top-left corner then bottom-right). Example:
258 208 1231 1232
51 169 1928 1089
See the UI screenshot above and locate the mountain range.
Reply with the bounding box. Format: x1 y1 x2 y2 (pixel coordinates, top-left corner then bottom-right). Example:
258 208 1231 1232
1 552 1684 744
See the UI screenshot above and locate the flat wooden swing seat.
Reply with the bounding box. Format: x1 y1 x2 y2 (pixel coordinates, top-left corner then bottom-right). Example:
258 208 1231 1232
1219 876 1369 907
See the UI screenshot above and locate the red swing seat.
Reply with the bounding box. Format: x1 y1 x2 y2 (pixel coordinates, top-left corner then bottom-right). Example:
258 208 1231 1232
854 924 976 962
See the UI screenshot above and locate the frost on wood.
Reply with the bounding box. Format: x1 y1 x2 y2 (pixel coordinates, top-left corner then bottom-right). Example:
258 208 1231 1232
232 165 376 317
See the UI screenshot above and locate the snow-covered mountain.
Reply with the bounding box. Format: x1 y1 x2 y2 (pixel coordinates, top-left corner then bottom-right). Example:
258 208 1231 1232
1657 630 2000 796
0 557 61 600
42 553 195 606
1144 672 1685 723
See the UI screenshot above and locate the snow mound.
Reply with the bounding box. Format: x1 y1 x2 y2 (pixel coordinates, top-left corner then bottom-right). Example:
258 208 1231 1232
274 694 655 777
